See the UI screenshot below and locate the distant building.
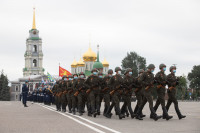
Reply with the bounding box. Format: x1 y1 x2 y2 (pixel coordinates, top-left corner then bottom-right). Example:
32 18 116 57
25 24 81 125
10 8 46 101
71 45 109 77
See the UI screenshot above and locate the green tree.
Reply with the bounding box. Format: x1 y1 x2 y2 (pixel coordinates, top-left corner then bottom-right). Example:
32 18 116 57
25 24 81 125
176 75 187 100
0 70 10 101
188 65 200 99
121 52 146 77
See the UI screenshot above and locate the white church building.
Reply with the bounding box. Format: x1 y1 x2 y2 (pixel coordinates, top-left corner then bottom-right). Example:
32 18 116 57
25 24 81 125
10 8 47 101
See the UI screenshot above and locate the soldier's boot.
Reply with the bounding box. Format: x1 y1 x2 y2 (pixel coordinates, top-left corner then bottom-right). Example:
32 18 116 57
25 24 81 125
93 112 97 118
162 107 173 120
175 105 186 120
88 112 92 117
118 114 125 120
141 112 146 118
97 105 101 115
135 107 143 120
150 107 161 121
125 108 129 117
24 104 28 107
68 106 72 113
150 104 159 119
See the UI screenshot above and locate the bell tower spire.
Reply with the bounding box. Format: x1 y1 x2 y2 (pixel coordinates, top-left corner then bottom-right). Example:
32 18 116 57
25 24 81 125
32 8 36 29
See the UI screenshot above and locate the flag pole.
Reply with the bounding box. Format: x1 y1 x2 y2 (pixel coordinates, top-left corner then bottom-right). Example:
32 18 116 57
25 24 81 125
59 63 60 77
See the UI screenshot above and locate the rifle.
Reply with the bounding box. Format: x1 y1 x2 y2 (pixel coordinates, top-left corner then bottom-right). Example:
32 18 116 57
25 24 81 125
74 87 82 97
47 88 53 94
86 89 91 94
62 90 68 95
145 81 154 91
145 86 151 91
57 92 63 97
110 84 121 95
67 89 73 94
101 87 109 93
134 88 139 93
157 84 164 89
169 86 175 91
86 84 98 94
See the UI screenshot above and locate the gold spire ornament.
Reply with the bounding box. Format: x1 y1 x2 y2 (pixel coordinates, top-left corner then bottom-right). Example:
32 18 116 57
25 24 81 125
32 8 36 29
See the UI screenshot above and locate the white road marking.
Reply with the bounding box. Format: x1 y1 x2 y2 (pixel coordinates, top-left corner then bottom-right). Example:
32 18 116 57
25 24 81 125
37 103 106 133
39 103 121 133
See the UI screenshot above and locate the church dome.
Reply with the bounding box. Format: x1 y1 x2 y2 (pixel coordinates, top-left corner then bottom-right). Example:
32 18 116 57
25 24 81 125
102 58 109 67
71 59 77 68
77 58 85 67
93 61 103 69
83 46 97 62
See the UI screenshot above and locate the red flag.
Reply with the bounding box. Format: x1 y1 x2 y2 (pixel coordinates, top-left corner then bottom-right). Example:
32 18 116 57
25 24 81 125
59 66 72 77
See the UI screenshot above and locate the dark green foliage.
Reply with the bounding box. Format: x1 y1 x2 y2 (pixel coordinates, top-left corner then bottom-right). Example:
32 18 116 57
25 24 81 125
0 70 10 101
121 52 146 77
188 65 200 99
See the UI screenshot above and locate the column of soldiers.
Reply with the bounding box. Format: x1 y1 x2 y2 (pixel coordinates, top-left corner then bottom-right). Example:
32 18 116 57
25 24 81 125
49 64 186 120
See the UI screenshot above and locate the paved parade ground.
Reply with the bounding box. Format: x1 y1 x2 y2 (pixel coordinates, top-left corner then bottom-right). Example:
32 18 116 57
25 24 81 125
0 101 199 133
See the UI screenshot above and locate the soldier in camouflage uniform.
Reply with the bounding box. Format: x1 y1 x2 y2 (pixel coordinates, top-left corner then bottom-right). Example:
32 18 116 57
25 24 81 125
66 75 74 113
98 72 104 115
102 69 113 116
166 66 186 120
85 68 101 117
105 67 125 119
120 68 136 118
52 80 62 111
133 69 146 118
152 64 173 120
136 64 161 121
70 75 77 115
73 72 87 116
60 76 68 112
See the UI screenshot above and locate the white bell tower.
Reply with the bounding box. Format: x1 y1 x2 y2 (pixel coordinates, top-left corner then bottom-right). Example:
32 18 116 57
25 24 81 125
23 8 44 77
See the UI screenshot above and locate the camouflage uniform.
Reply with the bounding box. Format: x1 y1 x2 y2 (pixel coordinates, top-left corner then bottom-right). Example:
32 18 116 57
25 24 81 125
136 64 161 121
85 72 101 117
61 80 67 112
166 66 186 119
73 76 86 116
52 81 62 111
105 67 125 119
101 75 112 115
120 69 136 118
66 78 73 113
153 64 173 120
133 70 145 117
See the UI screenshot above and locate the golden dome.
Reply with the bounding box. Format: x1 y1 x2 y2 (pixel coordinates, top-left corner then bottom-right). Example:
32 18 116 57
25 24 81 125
77 58 85 67
83 46 97 62
71 59 77 68
102 58 109 67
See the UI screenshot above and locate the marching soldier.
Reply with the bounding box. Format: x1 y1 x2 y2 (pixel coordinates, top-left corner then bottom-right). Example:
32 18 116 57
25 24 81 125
105 67 125 119
166 66 186 119
98 72 104 115
52 80 62 111
66 75 74 113
85 68 101 117
152 64 173 120
121 68 136 118
60 76 67 112
136 64 161 121
133 69 146 118
102 69 113 116
73 72 87 116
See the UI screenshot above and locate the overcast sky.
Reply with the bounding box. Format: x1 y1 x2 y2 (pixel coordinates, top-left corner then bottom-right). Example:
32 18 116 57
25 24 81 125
0 0 200 81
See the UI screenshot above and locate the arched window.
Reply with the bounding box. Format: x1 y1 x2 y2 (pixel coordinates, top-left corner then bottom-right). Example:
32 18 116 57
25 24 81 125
33 59 37 67
16 86 18 91
33 45 37 52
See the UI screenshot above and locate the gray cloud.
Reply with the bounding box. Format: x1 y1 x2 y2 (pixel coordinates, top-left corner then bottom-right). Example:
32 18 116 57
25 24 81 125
0 0 199 81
